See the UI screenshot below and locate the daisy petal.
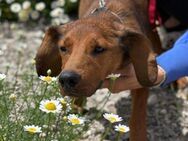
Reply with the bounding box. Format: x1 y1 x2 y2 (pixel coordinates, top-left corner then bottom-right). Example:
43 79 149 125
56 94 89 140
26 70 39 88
39 100 62 114
103 113 123 123
67 114 85 125
39 76 57 84
24 125 42 134
114 124 130 133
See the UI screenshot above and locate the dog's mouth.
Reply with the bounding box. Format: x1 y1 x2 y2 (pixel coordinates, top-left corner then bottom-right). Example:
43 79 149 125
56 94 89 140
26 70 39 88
59 80 104 97
59 73 127 97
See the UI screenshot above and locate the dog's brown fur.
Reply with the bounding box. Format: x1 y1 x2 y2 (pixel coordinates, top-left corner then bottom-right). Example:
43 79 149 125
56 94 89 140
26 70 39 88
36 0 163 140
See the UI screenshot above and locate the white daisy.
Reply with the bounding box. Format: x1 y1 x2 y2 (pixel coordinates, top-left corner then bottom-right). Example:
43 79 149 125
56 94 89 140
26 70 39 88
51 18 61 26
64 96 72 102
103 113 123 123
114 124 130 133
30 10 40 20
68 114 84 125
6 0 15 4
51 1 59 9
60 15 70 23
18 10 30 22
70 0 77 3
22 1 31 10
58 98 68 105
57 98 71 112
31 59 36 65
50 8 64 18
0 73 6 81
35 2 46 11
106 73 121 80
39 76 57 84
58 0 65 7
39 100 62 113
42 125 48 129
24 125 42 134
10 3 22 13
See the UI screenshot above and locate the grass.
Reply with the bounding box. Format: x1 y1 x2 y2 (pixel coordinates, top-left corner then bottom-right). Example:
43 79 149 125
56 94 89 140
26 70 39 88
0 61 89 141
0 50 129 141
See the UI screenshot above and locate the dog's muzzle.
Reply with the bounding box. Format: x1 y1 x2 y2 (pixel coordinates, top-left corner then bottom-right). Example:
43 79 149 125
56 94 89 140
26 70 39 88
59 71 81 90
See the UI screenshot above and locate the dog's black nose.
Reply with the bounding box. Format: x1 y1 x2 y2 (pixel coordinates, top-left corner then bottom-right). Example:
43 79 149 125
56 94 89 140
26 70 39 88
59 71 81 89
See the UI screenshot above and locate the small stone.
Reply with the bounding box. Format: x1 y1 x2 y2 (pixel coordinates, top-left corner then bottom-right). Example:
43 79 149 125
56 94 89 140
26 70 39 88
182 128 188 136
148 94 158 106
160 109 167 115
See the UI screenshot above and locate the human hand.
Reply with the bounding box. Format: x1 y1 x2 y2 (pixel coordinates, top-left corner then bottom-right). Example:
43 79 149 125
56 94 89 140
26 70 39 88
102 64 166 93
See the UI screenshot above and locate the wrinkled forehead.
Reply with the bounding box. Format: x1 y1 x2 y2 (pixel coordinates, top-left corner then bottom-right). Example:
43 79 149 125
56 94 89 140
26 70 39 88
59 26 112 49
65 24 104 40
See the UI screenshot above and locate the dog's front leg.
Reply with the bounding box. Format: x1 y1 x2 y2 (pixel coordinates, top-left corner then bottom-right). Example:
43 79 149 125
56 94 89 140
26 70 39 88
130 88 148 141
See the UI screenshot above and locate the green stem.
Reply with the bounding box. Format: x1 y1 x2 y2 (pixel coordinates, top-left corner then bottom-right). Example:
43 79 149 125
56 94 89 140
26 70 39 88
52 112 62 138
100 123 112 141
12 53 21 93
39 83 48 102
2 83 10 141
13 101 19 122
116 132 122 141
96 79 116 119
45 113 52 140
71 97 76 108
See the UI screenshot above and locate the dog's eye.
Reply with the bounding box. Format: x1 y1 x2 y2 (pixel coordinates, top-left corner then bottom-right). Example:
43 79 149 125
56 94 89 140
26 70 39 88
60 46 67 52
92 46 106 55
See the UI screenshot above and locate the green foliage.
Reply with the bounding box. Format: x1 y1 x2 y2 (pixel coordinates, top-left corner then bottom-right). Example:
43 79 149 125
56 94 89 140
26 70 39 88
0 63 88 141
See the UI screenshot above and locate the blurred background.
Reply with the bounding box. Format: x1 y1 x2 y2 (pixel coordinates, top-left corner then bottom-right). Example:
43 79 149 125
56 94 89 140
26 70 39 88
0 0 78 25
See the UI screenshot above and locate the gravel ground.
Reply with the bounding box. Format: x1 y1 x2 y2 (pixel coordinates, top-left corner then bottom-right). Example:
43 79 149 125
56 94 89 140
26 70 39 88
0 23 188 141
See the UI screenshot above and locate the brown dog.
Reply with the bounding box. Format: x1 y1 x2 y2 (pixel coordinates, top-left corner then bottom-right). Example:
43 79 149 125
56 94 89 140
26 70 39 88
36 0 162 140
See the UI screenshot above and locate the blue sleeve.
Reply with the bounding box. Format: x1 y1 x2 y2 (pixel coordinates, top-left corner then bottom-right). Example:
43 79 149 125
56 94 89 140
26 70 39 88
156 30 188 86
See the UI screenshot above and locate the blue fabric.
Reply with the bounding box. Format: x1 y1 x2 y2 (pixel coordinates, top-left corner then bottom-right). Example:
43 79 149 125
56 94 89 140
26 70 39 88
156 30 188 86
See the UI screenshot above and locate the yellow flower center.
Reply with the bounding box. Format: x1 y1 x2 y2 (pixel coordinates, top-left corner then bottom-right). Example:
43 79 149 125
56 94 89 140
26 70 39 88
31 59 36 65
70 118 80 125
63 116 67 121
45 102 56 111
9 94 17 101
109 117 117 123
119 127 126 132
27 127 37 133
43 76 52 83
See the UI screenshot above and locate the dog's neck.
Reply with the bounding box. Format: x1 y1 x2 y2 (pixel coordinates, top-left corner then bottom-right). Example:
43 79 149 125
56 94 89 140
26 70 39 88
90 7 124 24
80 0 132 22
80 0 149 33
90 0 124 22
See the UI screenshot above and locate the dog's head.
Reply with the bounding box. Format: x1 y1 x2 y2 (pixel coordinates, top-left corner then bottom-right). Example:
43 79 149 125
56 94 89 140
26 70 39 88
36 12 157 97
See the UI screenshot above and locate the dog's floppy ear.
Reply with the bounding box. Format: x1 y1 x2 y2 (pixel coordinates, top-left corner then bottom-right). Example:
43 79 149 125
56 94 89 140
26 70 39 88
35 26 62 76
121 30 158 86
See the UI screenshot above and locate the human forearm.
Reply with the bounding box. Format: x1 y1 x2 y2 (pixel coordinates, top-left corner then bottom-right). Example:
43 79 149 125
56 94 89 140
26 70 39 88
156 30 188 86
